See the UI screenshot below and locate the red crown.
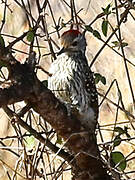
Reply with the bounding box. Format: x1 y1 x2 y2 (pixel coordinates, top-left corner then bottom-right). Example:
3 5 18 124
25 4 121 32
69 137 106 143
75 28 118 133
61 29 81 37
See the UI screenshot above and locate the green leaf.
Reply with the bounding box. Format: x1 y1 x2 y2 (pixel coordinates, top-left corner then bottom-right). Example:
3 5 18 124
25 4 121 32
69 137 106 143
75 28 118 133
111 151 126 171
114 127 125 135
42 80 48 87
25 135 35 150
121 42 128 48
101 76 106 85
114 126 131 140
85 25 93 32
112 41 128 49
56 135 63 145
112 41 119 47
114 126 130 138
94 73 101 84
102 4 111 15
85 26 101 39
27 30 34 42
0 35 5 48
102 20 108 37
94 73 106 85
113 135 121 147
93 30 101 39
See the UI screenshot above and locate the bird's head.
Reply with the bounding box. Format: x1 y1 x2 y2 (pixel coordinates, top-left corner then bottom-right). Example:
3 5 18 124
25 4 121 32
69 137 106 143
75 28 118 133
58 29 87 55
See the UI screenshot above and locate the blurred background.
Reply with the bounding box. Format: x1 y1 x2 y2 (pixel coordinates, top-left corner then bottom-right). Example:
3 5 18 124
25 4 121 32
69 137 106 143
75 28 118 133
0 0 135 179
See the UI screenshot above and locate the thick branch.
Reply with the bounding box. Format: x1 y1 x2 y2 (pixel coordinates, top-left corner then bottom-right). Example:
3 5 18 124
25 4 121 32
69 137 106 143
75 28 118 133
0 51 111 180
27 78 111 180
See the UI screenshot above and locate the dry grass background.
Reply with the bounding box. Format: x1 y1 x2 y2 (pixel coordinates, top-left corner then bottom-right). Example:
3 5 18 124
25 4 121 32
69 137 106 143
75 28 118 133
0 0 135 179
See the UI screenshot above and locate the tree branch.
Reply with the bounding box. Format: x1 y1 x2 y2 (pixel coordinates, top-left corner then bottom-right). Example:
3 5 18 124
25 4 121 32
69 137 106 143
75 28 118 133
0 49 111 180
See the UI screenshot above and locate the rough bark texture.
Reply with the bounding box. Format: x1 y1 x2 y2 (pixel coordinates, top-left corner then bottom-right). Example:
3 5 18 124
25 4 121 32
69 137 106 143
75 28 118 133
0 51 111 180
28 78 111 180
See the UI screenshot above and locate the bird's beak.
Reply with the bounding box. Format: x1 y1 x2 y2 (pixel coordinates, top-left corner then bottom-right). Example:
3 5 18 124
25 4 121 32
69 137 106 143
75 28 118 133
57 47 66 56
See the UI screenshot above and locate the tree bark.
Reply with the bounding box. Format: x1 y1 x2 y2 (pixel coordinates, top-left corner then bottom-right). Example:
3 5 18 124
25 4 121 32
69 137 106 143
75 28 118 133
0 51 111 180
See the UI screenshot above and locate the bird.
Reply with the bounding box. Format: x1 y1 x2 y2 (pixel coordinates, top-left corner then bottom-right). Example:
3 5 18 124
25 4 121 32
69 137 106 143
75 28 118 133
48 29 98 131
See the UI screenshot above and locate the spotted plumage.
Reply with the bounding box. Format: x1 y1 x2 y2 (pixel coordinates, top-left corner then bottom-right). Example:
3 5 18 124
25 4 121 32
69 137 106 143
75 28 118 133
48 29 98 131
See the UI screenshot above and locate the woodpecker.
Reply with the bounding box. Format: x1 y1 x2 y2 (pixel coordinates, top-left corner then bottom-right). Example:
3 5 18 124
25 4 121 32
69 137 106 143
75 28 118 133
48 29 98 131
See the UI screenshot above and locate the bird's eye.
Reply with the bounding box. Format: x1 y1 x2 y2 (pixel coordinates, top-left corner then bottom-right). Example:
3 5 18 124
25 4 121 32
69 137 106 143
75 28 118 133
72 41 77 46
